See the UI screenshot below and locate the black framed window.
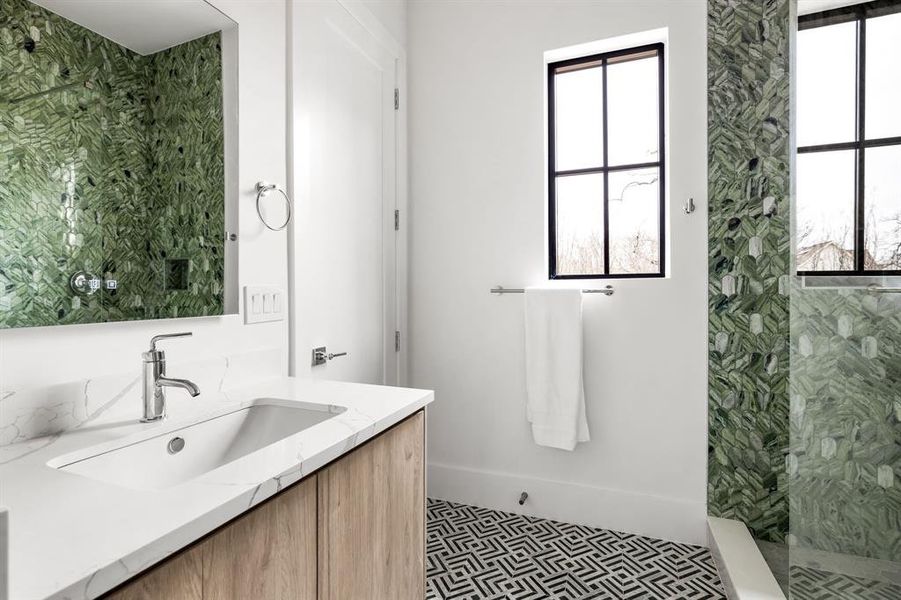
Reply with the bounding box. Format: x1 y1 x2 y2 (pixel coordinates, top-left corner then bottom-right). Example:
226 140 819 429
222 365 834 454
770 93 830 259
547 43 665 280
797 1 901 275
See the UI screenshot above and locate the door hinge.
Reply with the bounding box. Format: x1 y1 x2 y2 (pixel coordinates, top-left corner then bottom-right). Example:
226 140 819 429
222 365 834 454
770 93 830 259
394 209 399 231
394 88 399 110
395 330 401 352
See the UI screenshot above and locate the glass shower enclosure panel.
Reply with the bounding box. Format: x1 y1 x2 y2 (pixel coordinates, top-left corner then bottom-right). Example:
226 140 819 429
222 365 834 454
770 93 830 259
790 2 901 595
789 279 901 597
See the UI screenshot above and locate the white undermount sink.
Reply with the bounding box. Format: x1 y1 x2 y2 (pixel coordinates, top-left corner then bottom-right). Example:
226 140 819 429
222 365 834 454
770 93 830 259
51 400 345 491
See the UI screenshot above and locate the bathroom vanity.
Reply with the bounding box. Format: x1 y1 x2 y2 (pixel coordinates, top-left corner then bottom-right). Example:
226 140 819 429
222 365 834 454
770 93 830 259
0 377 432 600
106 411 424 600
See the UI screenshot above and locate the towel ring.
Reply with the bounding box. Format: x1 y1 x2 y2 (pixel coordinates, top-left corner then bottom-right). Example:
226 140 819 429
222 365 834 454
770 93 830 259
255 181 292 231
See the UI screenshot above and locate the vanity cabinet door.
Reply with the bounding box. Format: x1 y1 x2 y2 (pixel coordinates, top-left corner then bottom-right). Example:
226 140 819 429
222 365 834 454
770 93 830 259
318 411 425 600
105 546 202 600
201 475 318 600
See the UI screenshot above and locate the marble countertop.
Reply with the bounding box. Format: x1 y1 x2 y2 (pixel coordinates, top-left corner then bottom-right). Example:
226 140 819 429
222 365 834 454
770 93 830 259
0 376 433 600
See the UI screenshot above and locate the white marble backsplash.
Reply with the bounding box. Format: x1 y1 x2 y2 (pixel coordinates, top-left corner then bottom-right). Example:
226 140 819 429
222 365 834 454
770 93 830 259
0 348 283 453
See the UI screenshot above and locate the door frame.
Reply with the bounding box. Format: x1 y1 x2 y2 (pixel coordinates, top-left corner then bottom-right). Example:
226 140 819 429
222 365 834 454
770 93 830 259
286 0 408 386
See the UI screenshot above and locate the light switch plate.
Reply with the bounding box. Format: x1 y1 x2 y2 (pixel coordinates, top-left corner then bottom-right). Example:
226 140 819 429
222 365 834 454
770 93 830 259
243 286 285 324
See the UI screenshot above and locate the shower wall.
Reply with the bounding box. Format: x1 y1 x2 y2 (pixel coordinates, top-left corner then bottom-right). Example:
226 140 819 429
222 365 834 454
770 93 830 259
0 0 144 326
709 0 901 566
0 0 223 328
707 0 791 543
111 34 226 322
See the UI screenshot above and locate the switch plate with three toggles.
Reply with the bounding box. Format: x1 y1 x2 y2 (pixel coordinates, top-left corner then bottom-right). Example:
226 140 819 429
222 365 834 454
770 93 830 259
243 286 285 324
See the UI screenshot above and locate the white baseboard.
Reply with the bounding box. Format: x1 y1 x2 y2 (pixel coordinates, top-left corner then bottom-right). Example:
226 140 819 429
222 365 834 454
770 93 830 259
428 462 707 546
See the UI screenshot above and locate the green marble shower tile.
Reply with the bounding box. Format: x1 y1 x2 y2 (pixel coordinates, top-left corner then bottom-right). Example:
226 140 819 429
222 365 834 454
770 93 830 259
707 0 791 543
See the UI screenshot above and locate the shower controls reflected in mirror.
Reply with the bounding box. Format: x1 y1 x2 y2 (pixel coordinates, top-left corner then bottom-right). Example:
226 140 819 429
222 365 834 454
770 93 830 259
0 0 238 328
69 271 101 296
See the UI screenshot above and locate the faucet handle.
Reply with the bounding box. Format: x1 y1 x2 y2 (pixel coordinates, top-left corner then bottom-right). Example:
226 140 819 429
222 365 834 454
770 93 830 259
149 332 193 352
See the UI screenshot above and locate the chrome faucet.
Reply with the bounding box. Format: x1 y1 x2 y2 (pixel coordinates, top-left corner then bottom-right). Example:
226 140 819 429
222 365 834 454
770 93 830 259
142 332 200 422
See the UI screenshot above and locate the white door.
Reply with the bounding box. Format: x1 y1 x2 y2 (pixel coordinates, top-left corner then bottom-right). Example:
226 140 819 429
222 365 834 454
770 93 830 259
290 0 399 385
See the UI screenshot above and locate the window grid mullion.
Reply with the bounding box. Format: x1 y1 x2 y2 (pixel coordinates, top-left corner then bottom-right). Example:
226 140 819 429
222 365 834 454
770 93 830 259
554 160 663 177
601 58 610 276
657 44 666 277
798 136 901 154
856 11 866 272
547 61 557 279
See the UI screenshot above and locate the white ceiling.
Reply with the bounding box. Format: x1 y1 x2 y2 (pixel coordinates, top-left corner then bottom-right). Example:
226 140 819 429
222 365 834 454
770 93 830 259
31 0 235 55
798 0 869 16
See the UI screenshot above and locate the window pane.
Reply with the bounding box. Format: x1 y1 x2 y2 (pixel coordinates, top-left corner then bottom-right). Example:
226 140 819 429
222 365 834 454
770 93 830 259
796 150 856 271
555 174 605 275
608 168 660 274
554 67 604 171
866 12 901 139
865 145 901 270
607 55 659 166
797 22 857 147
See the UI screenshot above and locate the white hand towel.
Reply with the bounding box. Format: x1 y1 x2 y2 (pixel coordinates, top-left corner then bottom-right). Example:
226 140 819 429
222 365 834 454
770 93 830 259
524 288 590 451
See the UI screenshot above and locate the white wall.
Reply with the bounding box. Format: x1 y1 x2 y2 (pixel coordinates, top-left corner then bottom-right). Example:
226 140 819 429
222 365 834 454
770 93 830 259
356 0 407 48
408 0 709 545
0 0 289 392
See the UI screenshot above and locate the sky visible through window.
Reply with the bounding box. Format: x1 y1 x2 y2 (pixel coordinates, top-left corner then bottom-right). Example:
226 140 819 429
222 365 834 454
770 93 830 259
552 53 661 277
796 11 901 272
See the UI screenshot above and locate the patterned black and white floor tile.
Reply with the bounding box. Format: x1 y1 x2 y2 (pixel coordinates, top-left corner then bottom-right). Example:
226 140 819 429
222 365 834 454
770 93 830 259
789 566 901 600
426 498 726 600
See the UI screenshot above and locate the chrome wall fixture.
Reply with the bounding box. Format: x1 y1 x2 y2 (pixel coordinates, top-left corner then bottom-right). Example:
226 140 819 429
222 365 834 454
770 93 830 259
69 271 101 296
255 181 292 231
490 285 614 296
69 272 118 295
867 284 901 294
312 346 348 366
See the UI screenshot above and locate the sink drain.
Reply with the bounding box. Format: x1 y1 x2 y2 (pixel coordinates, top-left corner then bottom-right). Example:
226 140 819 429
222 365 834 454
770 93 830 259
167 436 186 455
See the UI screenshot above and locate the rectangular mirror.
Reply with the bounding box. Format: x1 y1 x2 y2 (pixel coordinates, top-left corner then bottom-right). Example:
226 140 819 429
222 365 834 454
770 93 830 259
0 0 238 329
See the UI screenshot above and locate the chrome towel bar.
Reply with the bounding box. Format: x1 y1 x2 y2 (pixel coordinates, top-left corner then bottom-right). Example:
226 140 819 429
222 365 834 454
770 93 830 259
868 284 901 294
490 285 614 296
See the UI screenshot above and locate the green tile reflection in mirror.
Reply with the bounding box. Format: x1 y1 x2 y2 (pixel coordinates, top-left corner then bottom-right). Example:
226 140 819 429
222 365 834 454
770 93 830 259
0 0 226 328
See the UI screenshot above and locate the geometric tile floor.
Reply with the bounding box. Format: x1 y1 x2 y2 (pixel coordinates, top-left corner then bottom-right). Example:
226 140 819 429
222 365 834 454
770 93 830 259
426 498 726 599
789 566 901 600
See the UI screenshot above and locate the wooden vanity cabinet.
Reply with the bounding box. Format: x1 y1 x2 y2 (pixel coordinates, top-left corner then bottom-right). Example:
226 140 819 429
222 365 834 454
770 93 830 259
102 410 425 600
105 477 317 600
105 546 204 600
318 410 425 600
202 474 318 600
